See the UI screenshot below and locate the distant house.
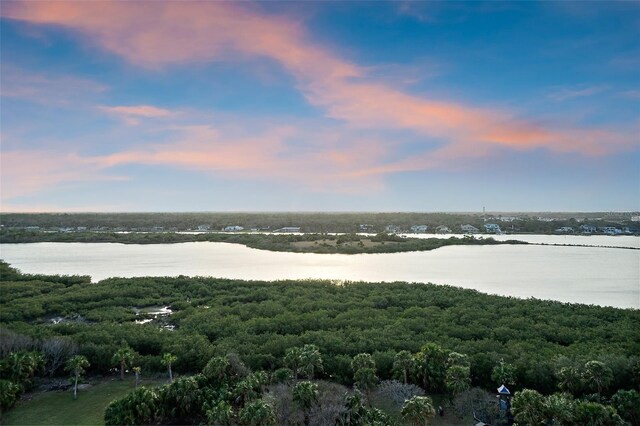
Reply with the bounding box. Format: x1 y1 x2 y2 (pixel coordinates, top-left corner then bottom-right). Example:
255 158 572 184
152 226 164 232
537 217 556 222
76 227 87 231
484 223 501 234
599 226 622 235
580 224 597 234
224 225 244 232
385 225 402 234
410 225 428 233
498 216 518 222
277 227 301 233
555 226 574 233
359 224 375 232
196 224 211 231
460 224 479 234
435 225 451 234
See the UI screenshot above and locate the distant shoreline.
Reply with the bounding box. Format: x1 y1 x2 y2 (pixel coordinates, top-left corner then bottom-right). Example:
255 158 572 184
0 230 529 254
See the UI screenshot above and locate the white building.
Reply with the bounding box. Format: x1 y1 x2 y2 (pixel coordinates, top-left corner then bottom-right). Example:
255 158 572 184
277 227 300 233
435 225 451 234
385 225 402 233
410 225 428 233
460 224 479 233
555 227 574 233
224 225 244 232
484 223 501 234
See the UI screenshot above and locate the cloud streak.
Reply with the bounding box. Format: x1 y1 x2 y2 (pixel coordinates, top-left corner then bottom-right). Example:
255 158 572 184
1 122 392 202
3 0 633 159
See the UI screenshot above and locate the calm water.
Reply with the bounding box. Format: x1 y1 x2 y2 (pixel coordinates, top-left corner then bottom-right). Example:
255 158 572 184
1 239 638 309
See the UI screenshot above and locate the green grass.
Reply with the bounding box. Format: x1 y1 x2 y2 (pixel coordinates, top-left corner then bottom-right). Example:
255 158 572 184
2 378 163 425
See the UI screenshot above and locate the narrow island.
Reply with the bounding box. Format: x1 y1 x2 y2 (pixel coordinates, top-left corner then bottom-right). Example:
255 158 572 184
0 229 527 254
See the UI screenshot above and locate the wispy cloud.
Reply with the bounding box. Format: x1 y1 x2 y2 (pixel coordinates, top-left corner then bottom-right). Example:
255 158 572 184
3 1 633 160
0 65 107 105
0 120 392 202
0 149 128 200
619 89 640 99
99 105 176 125
547 85 609 101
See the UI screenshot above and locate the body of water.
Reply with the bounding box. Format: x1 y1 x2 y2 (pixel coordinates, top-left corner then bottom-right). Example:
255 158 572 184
1 238 638 309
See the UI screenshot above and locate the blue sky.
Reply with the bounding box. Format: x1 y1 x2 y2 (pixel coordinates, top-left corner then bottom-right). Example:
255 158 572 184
1 1 638 212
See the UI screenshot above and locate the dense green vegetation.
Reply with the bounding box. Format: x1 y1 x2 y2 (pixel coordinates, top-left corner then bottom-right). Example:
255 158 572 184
0 230 526 254
1 211 636 234
1 261 639 424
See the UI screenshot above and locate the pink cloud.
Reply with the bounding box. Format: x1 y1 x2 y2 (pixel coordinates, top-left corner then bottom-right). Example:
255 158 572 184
99 105 175 125
101 105 173 118
2 0 635 191
0 150 127 200
1 123 391 202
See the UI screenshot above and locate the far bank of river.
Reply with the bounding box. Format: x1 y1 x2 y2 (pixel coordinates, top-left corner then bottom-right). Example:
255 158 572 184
0 237 638 309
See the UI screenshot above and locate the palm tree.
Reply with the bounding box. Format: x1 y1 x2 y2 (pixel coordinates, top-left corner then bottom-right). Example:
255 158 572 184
161 353 177 383
511 389 546 426
299 344 323 380
66 355 89 400
544 393 576 425
354 367 378 406
393 350 414 384
351 353 375 372
445 365 471 398
446 351 470 368
414 343 447 393
133 366 141 388
112 346 136 381
491 358 516 387
206 400 233 426
238 399 276 426
401 395 435 426
284 347 303 380
583 360 613 395
338 391 365 425
557 365 582 395
293 381 319 426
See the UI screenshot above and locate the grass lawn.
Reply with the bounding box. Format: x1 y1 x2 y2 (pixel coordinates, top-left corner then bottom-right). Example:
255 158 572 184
2 378 164 425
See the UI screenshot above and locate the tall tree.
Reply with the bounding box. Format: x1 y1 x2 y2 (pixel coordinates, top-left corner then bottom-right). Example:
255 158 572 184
161 353 177 383
401 396 435 426
112 346 136 381
544 393 575 425
445 365 471 398
284 347 303 380
583 360 613 395
292 381 319 426
133 366 141 388
299 345 323 380
238 399 276 426
491 358 516 387
354 368 378 406
66 355 89 400
446 352 470 369
511 389 546 426
414 343 447 393
393 350 415 385
351 353 375 373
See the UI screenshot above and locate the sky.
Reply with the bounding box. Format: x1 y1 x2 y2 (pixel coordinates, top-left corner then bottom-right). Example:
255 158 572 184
1 1 639 212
